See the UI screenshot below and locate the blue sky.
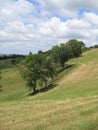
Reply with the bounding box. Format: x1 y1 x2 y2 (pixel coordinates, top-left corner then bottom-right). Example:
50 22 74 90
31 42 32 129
0 0 98 54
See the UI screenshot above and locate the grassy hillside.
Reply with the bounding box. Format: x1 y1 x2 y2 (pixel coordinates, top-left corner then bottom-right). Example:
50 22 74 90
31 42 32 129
32 48 98 100
0 68 27 101
0 48 98 130
0 59 14 70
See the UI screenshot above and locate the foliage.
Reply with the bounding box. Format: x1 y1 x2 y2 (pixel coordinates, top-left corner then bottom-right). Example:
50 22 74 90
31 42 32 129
94 44 98 48
20 39 85 93
0 54 25 60
66 39 85 57
0 48 98 101
51 39 85 68
21 52 56 93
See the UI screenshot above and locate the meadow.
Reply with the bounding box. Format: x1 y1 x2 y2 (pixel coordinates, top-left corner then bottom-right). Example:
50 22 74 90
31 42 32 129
0 49 98 130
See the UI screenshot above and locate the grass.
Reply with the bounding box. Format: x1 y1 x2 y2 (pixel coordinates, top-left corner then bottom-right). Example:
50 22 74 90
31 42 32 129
0 67 27 101
0 59 14 70
0 97 98 130
0 48 98 130
30 49 98 101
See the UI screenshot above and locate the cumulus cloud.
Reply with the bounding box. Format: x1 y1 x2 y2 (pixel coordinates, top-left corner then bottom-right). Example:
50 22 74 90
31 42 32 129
38 0 98 17
0 0 98 54
83 12 98 27
0 0 36 26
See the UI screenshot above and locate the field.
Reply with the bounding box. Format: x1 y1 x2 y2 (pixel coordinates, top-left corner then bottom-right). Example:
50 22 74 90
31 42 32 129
0 49 98 130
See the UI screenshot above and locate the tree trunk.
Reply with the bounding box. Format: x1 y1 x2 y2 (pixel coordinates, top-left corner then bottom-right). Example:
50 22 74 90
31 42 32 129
33 81 36 94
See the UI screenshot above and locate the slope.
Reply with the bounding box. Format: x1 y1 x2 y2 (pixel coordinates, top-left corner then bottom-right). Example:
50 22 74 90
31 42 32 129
0 48 98 130
29 48 98 100
0 67 27 101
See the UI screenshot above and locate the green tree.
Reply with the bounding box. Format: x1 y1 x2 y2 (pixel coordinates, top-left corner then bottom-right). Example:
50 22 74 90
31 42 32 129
21 52 56 93
67 39 85 57
20 39 85 93
59 43 72 68
51 45 60 64
52 44 72 69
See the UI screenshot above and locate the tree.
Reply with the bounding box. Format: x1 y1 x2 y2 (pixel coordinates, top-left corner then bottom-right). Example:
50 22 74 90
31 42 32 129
59 43 72 68
52 44 72 69
21 52 56 93
22 52 40 92
94 44 98 48
20 39 85 94
66 39 85 57
51 45 60 64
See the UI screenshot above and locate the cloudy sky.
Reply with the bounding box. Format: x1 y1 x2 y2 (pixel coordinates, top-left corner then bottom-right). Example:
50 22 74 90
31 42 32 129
0 0 98 54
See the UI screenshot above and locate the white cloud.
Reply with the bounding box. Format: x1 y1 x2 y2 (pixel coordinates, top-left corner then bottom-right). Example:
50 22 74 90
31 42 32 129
38 0 98 18
0 0 35 24
1 11 98 54
7 21 27 33
38 17 68 36
83 12 98 27
0 0 98 54
38 0 78 17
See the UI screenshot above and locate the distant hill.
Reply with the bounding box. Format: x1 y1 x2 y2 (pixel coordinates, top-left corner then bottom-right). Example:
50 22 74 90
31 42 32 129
0 54 25 70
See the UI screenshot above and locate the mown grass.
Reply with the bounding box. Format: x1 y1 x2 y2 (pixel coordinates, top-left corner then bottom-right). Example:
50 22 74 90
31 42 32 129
0 96 98 130
0 48 98 130
0 68 27 101
0 59 14 70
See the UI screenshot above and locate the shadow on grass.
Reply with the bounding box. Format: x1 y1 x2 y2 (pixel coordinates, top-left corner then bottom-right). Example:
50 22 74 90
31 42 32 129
29 64 74 96
29 82 57 96
57 64 74 74
0 85 2 92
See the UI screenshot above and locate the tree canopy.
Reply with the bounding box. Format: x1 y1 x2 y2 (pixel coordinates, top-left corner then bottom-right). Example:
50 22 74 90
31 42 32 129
20 39 85 93
20 52 56 93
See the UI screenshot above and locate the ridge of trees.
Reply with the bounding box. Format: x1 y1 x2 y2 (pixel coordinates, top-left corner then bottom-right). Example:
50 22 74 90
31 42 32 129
19 39 86 94
0 54 26 60
0 54 26 68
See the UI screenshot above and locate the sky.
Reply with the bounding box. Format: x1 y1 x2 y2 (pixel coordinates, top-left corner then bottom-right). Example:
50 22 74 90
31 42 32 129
0 0 98 54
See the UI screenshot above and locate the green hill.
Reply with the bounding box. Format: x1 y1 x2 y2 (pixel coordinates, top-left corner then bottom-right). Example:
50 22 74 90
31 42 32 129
0 59 14 70
0 49 98 130
0 67 27 101
33 48 98 100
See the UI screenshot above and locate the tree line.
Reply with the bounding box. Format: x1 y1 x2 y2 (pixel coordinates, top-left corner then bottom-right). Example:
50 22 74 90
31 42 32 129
0 54 25 60
0 54 26 67
20 39 86 94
